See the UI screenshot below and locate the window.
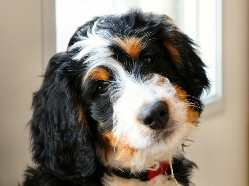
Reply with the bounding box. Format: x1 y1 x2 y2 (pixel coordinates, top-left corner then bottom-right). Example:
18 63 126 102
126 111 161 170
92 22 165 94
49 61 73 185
43 0 222 110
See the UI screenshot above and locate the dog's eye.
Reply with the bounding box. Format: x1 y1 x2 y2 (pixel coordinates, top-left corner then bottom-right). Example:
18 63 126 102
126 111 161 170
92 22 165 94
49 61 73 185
143 56 154 65
95 81 108 95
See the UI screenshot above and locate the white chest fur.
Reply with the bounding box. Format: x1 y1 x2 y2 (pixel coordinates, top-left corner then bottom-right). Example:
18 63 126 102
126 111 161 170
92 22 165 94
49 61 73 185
102 174 182 186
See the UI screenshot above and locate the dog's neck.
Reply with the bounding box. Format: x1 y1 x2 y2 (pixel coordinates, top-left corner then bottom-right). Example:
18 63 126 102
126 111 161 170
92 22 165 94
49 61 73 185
111 162 170 181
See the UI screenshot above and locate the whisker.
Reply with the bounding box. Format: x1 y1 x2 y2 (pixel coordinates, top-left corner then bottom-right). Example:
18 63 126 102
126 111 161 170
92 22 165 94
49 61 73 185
177 95 203 112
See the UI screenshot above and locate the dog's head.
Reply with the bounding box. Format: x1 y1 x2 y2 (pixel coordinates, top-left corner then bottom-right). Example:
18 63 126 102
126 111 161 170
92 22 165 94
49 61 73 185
30 11 209 180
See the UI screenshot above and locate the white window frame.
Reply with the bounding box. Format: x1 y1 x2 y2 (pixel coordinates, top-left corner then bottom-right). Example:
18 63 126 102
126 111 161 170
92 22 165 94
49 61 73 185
201 0 224 119
41 0 223 119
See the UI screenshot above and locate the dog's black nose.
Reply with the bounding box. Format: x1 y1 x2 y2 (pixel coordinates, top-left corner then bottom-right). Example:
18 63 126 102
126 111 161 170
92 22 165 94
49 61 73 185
138 101 169 130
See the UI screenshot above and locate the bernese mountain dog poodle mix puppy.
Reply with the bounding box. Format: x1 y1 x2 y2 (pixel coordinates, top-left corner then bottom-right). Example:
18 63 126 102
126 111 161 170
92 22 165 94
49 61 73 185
23 10 209 186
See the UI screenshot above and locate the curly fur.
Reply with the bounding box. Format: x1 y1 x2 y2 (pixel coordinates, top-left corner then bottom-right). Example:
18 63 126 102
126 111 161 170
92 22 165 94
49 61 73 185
22 10 209 186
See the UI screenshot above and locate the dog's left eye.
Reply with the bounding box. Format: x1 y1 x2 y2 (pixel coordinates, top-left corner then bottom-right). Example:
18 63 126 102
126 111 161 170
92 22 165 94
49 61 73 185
143 56 154 65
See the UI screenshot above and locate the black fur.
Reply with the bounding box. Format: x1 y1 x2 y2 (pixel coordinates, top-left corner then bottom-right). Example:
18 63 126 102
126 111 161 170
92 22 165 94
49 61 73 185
171 156 197 186
23 10 209 185
27 53 102 184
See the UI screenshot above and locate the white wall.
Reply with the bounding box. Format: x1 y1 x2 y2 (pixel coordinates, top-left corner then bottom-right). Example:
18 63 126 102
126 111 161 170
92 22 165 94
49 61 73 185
0 0 42 185
0 0 248 185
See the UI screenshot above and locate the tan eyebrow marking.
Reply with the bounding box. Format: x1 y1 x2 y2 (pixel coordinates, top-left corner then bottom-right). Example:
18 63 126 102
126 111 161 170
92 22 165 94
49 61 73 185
164 41 181 68
113 37 144 59
84 68 110 83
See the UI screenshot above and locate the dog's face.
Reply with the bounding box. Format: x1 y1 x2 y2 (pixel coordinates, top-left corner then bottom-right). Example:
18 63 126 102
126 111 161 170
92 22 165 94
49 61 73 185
68 12 209 171
31 11 209 179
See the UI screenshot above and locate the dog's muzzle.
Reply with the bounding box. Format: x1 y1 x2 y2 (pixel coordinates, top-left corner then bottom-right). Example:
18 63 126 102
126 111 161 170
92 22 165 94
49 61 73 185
138 101 169 130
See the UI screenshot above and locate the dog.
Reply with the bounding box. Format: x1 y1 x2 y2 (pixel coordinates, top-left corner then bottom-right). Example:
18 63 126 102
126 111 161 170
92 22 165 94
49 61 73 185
22 10 209 186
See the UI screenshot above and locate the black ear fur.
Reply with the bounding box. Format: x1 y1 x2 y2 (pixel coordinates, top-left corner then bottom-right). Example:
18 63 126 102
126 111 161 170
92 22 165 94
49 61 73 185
176 34 210 97
161 16 210 98
30 52 96 181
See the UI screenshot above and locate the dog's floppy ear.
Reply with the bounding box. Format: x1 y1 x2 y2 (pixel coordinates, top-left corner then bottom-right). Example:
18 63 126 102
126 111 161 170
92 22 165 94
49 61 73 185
30 52 96 180
161 15 210 98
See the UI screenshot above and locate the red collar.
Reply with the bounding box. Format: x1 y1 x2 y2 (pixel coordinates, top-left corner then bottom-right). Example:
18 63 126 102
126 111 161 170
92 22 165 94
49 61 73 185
114 162 170 181
147 162 170 180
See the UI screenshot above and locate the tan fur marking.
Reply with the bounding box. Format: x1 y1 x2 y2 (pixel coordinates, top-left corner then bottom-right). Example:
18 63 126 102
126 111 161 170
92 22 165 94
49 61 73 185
113 37 143 59
102 132 137 166
84 68 110 83
164 41 181 68
174 86 200 125
90 68 110 81
77 103 92 134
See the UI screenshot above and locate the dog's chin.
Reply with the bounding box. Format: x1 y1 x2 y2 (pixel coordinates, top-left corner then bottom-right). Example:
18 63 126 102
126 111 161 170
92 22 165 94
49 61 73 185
127 125 178 150
99 119 196 172
102 130 178 171
153 127 177 144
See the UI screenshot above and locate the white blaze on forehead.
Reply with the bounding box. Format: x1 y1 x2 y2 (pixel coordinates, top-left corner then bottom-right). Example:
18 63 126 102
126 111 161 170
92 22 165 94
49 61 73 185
68 18 135 82
68 18 114 72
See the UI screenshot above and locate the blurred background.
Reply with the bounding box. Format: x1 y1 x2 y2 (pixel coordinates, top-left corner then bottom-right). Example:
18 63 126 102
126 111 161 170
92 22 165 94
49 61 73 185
0 0 248 185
